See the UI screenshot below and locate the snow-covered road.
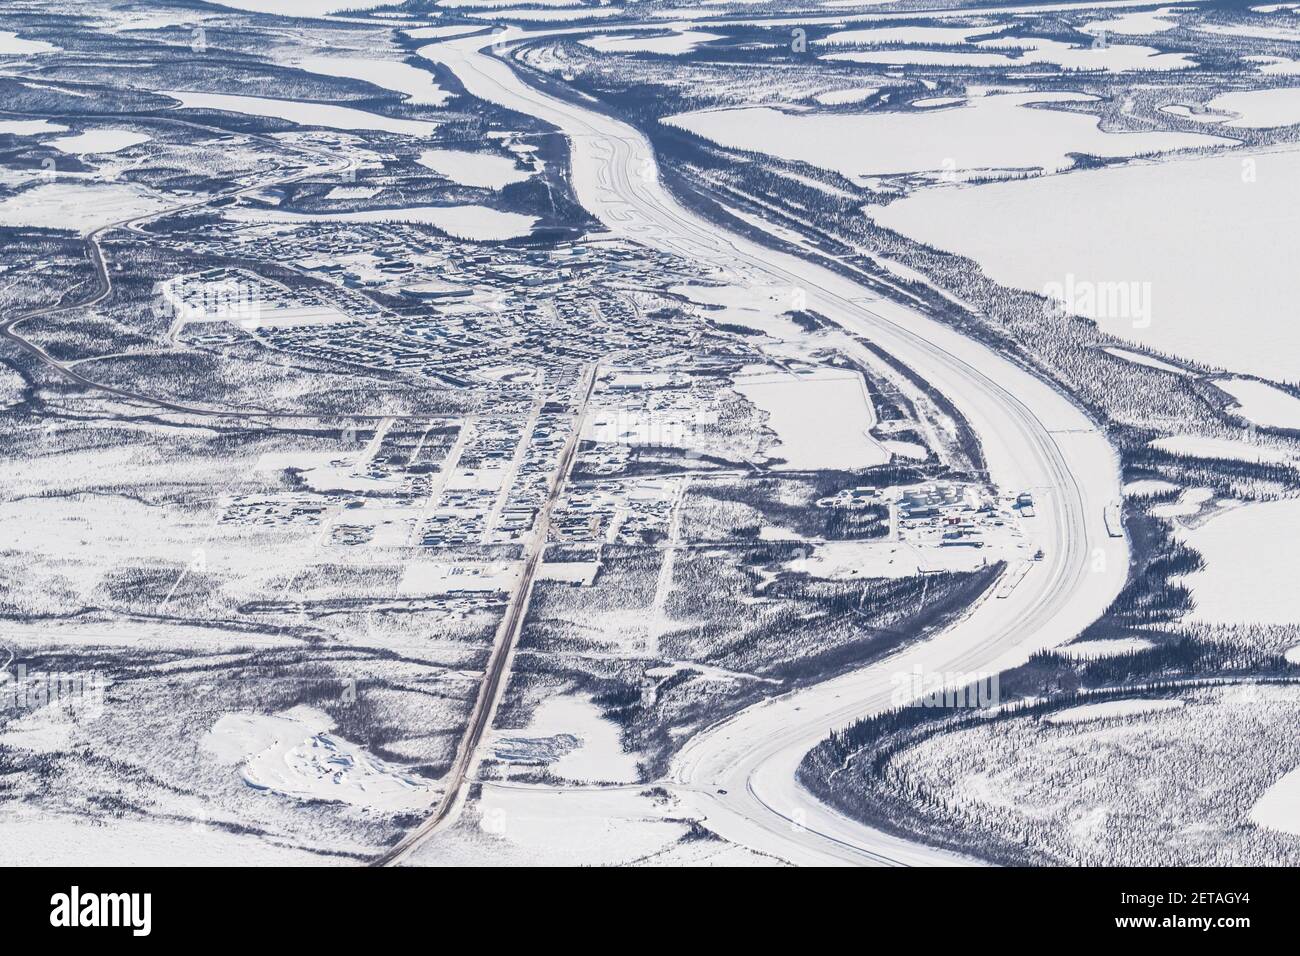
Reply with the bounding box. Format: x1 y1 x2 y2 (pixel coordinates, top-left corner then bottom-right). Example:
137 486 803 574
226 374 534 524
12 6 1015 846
421 29 1128 866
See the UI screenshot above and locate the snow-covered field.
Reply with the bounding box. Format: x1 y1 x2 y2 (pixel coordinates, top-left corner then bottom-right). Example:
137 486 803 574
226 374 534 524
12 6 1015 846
1056 637 1156 658
813 85 878 105
0 29 58 55
1251 764 1300 836
48 129 151 153
1149 434 1293 463
495 694 641 783
825 35 1196 71
1203 87 1300 128
0 181 169 234
732 367 890 470
581 30 723 55
0 119 68 135
1043 697 1184 724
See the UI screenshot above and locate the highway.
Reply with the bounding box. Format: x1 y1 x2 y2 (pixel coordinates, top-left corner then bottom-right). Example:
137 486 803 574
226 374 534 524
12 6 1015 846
377 364 599 866
421 30 1130 866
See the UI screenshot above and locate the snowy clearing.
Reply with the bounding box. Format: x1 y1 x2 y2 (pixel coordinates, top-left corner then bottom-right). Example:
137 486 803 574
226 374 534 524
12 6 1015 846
1044 698 1185 724
0 119 68 135
417 147 533 188
1056 637 1156 659
581 31 723 55
1205 87 1300 128
496 694 640 783
733 367 890 470
0 182 169 234
1149 434 1293 464
814 86 879 105
294 55 451 107
0 30 58 55
1249 764 1300 835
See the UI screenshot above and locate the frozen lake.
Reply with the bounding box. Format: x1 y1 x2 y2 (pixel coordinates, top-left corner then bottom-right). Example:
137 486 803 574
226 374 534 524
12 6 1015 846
872 147 1300 381
665 91 1227 182
160 89 437 137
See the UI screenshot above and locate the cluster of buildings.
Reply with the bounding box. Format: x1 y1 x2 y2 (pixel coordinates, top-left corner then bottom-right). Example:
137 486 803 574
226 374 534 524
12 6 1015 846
154 217 705 393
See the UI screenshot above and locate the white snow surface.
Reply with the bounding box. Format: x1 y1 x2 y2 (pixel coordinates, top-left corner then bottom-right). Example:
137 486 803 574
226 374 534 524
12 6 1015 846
1056 637 1156 659
0 30 58 54
1176 499 1300 626
1250 764 1300 835
871 149 1300 382
1205 87 1300 128
733 367 890 470
47 129 152 153
160 89 437 136
500 695 641 783
1217 378 1300 429
1044 698 1185 724
666 92 1226 182
581 30 723 54
204 706 435 812
0 182 169 234
294 55 451 107
417 147 533 188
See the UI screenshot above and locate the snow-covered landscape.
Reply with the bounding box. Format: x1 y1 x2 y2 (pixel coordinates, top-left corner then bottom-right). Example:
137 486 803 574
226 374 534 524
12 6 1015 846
0 0 1297 892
